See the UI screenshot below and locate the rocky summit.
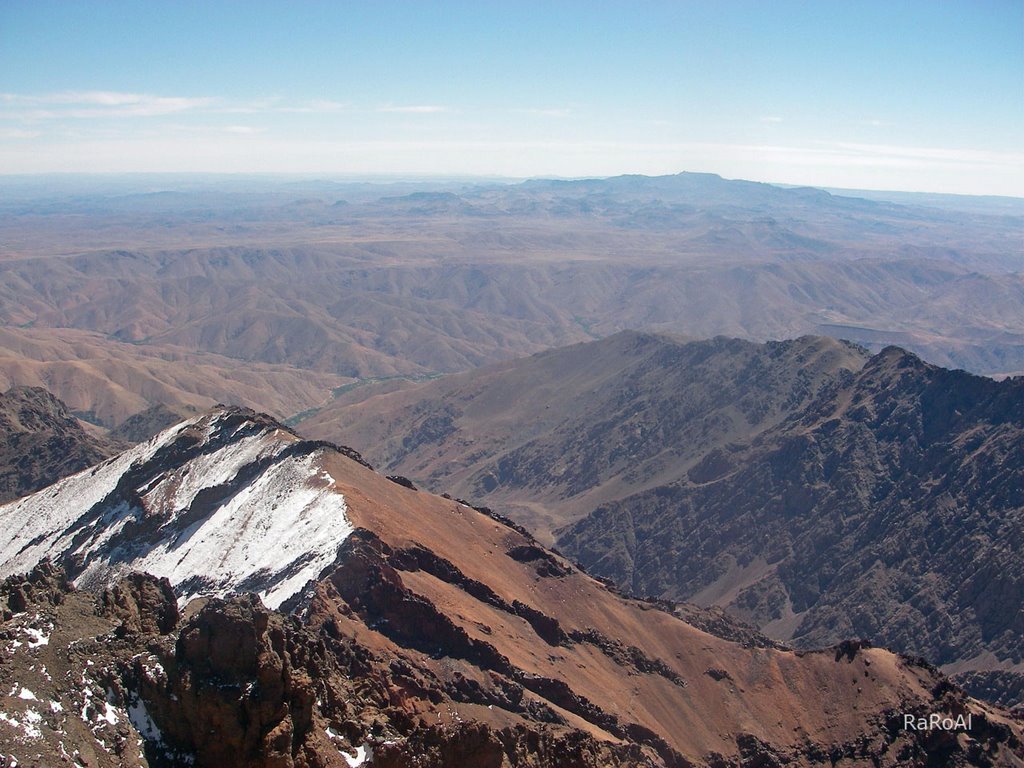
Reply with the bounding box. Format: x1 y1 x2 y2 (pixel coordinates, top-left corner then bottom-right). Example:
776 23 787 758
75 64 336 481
0 408 1022 766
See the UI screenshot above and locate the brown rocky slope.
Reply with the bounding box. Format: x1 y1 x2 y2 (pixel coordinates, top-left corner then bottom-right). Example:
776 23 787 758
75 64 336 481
0 408 1021 766
303 333 1023 711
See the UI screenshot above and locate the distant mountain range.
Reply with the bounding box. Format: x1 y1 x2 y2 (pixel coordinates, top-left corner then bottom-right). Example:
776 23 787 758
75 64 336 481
1 407 1020 766
304 332 1024 710
0 173 1021 431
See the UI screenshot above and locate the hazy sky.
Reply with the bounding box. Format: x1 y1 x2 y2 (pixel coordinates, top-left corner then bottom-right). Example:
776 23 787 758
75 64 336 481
1 1 1022 194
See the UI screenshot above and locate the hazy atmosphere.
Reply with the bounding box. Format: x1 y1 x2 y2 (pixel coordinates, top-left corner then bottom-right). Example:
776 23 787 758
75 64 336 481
2 0 1022 193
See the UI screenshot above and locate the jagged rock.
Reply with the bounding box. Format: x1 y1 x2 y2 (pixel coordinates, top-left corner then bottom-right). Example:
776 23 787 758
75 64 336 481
100 573 180 635
144 595 319 767
1 558 69 614
386 475 418 490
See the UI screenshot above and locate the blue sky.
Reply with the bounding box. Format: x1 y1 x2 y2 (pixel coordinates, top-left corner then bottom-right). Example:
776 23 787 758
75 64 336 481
1 1 1022 194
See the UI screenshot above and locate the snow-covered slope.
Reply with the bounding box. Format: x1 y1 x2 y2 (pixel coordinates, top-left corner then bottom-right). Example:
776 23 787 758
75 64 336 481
0 408 353 609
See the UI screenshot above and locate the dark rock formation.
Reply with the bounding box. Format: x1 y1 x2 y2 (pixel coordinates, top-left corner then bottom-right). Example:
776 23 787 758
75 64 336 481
0 385 122 502
100 573 180 635
559 346 1024 705
954 671 1024 713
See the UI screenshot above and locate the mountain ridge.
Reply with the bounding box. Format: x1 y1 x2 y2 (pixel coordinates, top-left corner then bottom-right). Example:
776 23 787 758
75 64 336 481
2 406 1021 765
300 331 872 539
304 333 1024 709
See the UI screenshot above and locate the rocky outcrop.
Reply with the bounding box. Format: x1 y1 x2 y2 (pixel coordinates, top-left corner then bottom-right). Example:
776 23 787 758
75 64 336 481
370 723 650 768
100 572 180 636
141 595 323 767
1 558 69 616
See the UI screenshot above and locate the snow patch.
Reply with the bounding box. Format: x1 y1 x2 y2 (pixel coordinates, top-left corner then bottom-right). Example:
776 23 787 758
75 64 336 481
0 709 42 740
76 451 352 609
16 687 37 701
100 700 120 726
127 692 163 744
326 730 371 767
23 626 49 648
79 683 94 723
140 655 166 684
145 433 285 516
341 744 371 767
0 420 188 578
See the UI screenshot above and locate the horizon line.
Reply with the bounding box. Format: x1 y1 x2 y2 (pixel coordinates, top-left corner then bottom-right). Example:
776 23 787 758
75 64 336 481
1 170 1021 201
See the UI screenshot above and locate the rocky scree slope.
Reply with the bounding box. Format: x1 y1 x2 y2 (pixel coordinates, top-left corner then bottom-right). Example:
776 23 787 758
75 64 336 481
1 408 1022 766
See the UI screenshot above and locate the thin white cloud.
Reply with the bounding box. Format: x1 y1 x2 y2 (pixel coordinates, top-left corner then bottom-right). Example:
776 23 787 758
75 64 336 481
0 128 39 139
1 92 450 120
52 91 154 106
512 107 572 117
303 99 347 112
223 125 262 134
0 91 214 117
276 99 349 114
218 97 348 114
217 96 282 114
377 105 447 113
759 116 783 124
814 141 1023 167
